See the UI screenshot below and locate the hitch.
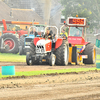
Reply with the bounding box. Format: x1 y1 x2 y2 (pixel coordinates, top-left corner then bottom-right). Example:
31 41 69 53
79 55 88 65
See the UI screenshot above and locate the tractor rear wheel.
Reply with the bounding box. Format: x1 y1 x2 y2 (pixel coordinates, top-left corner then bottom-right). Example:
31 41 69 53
55 40 69 65
83 43 96 64
0 33 19 54
30 40 39 65
19 35 25 55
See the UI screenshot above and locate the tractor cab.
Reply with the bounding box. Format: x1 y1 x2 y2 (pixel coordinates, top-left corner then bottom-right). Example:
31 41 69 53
65 17 87 45
62 16 88 53
68 26 86 45
69 27 83 37
63 16 96 64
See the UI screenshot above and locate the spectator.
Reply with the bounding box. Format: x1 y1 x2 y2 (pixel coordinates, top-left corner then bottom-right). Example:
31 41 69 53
25 26 28 31
30 28 38 37
60 29 68 39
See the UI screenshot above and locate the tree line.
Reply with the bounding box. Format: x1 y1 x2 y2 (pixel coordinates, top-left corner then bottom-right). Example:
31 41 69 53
60 0 100 33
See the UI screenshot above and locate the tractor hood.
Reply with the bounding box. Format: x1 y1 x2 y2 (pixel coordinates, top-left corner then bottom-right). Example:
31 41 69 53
68 36 86 45
36 39 51 46
36 39 52 53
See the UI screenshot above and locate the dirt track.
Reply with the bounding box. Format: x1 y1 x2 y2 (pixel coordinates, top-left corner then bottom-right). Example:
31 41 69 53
0 62 100 100
0 62 95 72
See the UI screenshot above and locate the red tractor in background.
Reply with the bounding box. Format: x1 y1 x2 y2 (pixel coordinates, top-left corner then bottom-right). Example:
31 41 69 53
0 19 28 54
63 16 96 64
26 26 69 66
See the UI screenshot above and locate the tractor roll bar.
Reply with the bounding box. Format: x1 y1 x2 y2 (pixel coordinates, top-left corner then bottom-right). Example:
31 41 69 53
44 26 58 39
60 25 65 34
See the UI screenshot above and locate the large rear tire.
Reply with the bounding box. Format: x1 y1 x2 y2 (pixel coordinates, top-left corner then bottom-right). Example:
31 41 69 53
83 43 96 64
19 35 25 55
0 33 19 54
55 40 69 65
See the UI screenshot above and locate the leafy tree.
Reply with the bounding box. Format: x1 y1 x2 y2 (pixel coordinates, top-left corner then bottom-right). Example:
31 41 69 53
60 0 100 32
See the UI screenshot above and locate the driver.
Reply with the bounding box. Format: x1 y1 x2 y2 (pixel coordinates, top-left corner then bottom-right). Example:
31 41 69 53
44 28 52 39
30 28 38 37
74 30 81 36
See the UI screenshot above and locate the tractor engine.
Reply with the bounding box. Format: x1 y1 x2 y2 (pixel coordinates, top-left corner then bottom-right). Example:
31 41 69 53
36 39 52 54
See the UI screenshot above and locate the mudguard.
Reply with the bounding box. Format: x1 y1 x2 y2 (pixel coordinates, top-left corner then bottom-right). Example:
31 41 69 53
33 37 42 46
55 38 63 50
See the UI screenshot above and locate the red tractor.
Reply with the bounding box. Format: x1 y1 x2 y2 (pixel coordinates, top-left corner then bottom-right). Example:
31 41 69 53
0 19 28 54
26 26 69 66
63 16 96 64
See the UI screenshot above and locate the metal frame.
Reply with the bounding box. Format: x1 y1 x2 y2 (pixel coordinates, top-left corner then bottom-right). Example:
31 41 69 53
44 26 59 40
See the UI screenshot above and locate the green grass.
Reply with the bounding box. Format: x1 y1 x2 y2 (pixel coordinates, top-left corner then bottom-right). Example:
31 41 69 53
97 55 100 59
0 53 26 62
0 53 100 63
96 55 100 63
0 67 100 79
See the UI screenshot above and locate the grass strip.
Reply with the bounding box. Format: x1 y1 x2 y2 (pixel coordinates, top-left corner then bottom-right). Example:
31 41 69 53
96 61 100 63
0 53 100 63
0 67 100 79
97 55 100 59
0 53 26 62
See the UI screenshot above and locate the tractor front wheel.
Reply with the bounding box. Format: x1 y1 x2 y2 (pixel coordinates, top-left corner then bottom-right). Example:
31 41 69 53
49 54 56 66
26 52 33 65
30 40 39 65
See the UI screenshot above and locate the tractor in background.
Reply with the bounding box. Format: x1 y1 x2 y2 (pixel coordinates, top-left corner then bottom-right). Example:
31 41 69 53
63 16 96 64
0 19 28 54
0 19 46 54
26 26 70 66
19 25 45 55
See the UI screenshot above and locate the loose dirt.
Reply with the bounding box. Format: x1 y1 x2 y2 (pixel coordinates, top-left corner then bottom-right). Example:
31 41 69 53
0 62 100 100
0 62 95 72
